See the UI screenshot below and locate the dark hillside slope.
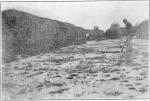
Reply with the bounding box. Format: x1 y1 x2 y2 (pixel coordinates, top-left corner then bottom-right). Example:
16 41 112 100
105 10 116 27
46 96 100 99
2 9 87 63
135 20 148 39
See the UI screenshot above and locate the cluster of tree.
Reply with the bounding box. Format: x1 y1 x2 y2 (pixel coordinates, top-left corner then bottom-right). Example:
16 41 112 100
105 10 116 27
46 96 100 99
104 20 148 39
87 24 122 40
85 26 104 41
105 23 124 39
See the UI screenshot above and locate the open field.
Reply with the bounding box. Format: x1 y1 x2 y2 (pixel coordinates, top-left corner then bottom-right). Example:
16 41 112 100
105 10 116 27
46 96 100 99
2 39 149 100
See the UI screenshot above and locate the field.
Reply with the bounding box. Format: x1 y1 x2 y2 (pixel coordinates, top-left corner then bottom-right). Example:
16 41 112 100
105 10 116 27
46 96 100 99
2 38 149 100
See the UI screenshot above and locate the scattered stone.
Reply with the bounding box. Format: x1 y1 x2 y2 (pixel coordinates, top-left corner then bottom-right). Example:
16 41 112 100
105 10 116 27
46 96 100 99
125 84 132 86
105 74 110 77
128 87 136 90
110 77 120 80
110 68 120 73
48 88 69 94
67 76 74 79
134 83 141 85
70 74 78 77
100 79 105 81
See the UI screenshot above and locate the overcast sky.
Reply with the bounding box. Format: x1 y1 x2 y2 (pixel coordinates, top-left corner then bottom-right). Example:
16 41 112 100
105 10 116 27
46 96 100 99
1 1 149 31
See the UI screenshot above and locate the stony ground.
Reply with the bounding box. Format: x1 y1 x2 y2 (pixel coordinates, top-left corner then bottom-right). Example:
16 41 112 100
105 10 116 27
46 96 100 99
2 39 149 100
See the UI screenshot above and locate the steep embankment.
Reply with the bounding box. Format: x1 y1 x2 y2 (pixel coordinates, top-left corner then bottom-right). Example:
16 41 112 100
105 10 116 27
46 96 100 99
2 9 87 63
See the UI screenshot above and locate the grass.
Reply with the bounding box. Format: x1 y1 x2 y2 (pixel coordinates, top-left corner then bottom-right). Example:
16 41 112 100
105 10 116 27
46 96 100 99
17 87 27 94
138 87 147 93
52 83 63 87
103 90 123 96
74 91 85 97
110 77 120 80
100 50 120 54
48 88 69 94
134 82 141 85
13 66 19 70
48 69 59 71
47 58 64 63
86 69 98 74
27 71 44 78
120 80 129 82
43 80 64 88
19 63 32 71
38 67 48 71
3 67 12 76
110 68 120 73
105 74 110 77
36 83 43 91
70 73 78 77
47 56 74 64
2 82 15 88
125 84 132 86
128 87 136 90
100 79 105 81
19 71 28 75
101 68 111 73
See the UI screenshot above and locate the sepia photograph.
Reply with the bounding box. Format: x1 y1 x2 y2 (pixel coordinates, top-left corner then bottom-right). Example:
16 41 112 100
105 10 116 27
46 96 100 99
1 0 149 100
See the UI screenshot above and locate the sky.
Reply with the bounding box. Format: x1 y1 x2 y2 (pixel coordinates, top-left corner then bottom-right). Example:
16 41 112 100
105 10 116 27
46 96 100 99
1 1 149 31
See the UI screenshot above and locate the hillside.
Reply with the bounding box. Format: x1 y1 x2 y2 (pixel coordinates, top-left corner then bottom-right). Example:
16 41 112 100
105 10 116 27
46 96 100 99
135 20 149 39
2 9 88 63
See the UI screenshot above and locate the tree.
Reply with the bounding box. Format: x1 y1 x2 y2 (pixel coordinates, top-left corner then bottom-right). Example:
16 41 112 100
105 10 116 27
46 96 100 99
105 23 121 39
94 26 99 31
110 23 120 30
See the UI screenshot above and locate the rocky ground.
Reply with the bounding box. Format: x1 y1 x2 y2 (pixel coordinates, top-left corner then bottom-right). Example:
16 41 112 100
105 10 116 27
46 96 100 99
2 39 149 100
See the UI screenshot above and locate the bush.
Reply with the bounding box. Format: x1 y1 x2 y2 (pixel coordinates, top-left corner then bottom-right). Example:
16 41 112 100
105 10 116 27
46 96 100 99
105 29 120 39
105 23 125 39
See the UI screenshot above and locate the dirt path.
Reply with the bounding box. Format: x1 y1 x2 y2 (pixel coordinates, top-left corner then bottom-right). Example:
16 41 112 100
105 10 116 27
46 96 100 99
2 39 149 100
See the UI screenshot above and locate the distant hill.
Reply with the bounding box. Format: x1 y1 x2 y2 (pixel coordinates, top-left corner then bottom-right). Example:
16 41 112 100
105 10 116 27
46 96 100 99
2 9 90 63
